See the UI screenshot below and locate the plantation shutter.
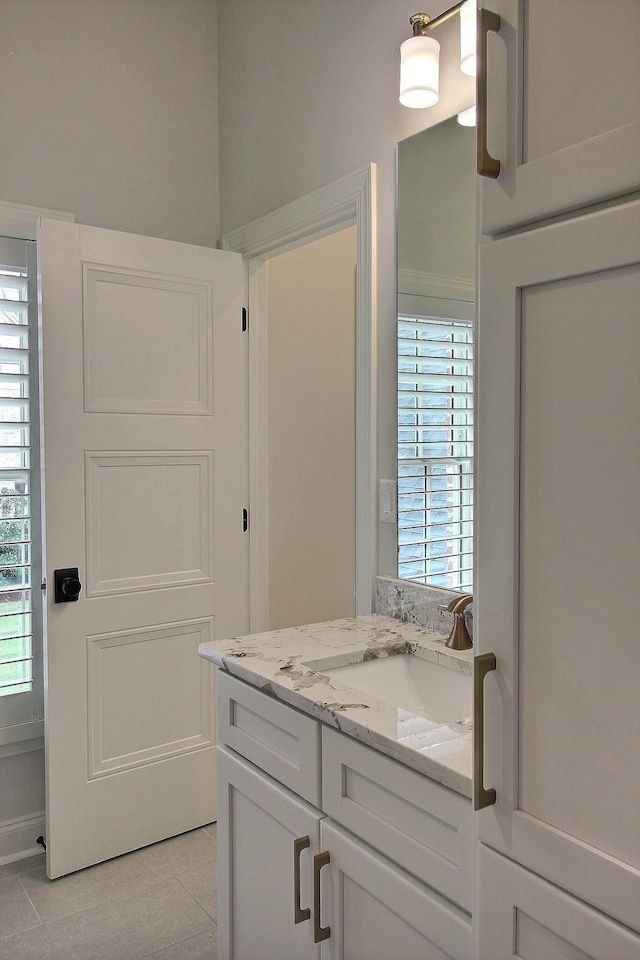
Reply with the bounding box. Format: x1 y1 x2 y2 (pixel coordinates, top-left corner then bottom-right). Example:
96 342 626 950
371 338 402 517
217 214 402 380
0 235 42 728
398 314 473 590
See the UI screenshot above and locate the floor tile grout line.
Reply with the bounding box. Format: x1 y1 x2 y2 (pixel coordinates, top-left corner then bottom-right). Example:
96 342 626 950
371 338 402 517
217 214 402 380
13 868 213 932
18 874 45 926
0 830 219 958
174 872 219 922
131 923 217 960
0 879 218 955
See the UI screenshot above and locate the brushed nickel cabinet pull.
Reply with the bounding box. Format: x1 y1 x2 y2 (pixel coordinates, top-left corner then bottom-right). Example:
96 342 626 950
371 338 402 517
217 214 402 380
477 7 502 179
313 851 331 943
474 651 497 810
293 835 311 924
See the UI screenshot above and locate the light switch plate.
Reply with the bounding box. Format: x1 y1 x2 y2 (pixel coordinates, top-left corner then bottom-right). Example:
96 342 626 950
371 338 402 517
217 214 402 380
379 479 397 523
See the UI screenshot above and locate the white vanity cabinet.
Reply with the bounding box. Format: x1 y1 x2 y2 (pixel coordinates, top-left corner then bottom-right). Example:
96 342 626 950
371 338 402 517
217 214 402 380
216 670 474 960
217 745 322 960
475 5 640 952
478 0 640 235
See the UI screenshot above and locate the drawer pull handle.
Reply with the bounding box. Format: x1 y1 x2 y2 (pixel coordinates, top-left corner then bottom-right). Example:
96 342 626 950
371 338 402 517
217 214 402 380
477 7 502 179
293 835 311 924
313 851 331 943
474 651 497 810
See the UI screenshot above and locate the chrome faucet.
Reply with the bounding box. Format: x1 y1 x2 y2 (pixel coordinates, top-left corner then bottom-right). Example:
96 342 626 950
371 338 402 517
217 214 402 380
439 594 473 650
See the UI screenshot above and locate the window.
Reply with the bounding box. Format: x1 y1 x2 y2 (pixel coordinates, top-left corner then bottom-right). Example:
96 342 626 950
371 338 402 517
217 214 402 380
0 236 42 723
397 313 473 590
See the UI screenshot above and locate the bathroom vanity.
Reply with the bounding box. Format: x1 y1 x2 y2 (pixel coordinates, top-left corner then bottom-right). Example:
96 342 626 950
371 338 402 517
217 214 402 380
200 613 475 960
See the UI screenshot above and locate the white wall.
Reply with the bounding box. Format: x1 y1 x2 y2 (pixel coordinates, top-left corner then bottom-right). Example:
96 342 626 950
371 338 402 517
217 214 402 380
217 0 475 574
265 228 357 629
0 0 221 863
0 0 474 862
397 118 476 287
0 0 220 246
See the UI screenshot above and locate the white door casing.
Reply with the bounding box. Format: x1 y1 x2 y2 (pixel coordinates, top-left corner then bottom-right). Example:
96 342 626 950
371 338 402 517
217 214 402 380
39 219 248 878
222 166 377 628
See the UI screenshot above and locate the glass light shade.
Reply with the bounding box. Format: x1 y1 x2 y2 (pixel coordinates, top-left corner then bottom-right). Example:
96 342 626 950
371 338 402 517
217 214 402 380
457 104 476 126
460 0 476 76
399 34 440 108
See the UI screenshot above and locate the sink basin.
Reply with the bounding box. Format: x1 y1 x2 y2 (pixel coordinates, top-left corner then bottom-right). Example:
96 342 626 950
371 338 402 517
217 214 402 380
320 654 471 724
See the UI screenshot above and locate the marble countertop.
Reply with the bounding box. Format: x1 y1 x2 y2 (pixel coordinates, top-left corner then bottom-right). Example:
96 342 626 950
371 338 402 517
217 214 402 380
199 614 473 799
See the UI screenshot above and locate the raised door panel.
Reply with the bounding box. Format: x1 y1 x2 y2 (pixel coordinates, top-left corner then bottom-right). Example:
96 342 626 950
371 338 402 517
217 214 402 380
82 265 212 415
477 846 640 960
475 199 640 931
319 820 473 960
479 0 640 234
85 452 213 594
217 746 321 960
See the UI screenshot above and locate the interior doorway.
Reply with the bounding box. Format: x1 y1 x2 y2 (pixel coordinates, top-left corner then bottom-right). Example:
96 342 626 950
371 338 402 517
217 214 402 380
222 166 377 632
264 228 357 629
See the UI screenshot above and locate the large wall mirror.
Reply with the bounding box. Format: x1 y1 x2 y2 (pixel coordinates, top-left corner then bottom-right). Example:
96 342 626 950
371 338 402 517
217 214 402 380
397 114 476 591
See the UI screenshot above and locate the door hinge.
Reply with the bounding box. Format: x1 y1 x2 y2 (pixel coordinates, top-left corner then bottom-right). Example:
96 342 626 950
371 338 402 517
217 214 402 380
241 306 248 332
242 508 249 533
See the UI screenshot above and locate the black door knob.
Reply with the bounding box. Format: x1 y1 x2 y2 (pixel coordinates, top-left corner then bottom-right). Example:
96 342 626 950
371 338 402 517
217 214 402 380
53 568 82 603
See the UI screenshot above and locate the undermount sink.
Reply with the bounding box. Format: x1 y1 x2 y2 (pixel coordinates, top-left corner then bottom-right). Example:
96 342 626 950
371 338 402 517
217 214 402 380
320 654 472 725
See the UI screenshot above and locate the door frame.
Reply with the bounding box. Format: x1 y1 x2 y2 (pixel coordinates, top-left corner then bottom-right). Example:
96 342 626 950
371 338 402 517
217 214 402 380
222 166 377 629
0 201 73 864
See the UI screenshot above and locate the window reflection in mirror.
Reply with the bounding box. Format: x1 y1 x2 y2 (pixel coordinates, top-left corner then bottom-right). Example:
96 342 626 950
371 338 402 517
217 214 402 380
397 115 476 591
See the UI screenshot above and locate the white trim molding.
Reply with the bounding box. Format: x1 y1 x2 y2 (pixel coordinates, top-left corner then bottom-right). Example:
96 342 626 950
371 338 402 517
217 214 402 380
0 812 46 865
223 166 378 627
0 738 45 865
398 268 474 302
0 200 74 240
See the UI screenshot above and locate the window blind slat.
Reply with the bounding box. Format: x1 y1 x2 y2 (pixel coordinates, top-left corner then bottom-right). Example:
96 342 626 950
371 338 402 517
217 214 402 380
398 313 474 591
0 276 28 293
0 243 35 703
0 320 29 334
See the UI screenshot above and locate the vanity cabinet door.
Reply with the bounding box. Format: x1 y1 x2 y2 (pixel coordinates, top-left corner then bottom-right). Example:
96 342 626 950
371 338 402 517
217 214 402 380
475 199 640 933
318 820 473 960
217 746 321 960
479 0 640 235
477 846 640 960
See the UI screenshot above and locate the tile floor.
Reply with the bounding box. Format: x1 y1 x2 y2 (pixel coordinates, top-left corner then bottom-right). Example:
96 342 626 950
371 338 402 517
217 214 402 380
0 824 217 959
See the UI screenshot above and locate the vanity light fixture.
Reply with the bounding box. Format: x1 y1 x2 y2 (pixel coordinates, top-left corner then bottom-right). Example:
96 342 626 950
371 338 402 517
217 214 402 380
457 104 476 126
459 0 476 76
399 0 475 108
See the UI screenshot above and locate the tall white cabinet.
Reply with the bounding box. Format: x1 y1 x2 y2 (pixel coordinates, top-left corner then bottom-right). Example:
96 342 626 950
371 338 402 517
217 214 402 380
475 2 640 957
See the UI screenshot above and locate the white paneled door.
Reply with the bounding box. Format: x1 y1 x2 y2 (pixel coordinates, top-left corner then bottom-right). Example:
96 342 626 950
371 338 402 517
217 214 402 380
38 220 248 878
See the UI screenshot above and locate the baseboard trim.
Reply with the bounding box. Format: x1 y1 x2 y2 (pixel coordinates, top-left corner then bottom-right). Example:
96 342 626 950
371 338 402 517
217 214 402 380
0 812 46 865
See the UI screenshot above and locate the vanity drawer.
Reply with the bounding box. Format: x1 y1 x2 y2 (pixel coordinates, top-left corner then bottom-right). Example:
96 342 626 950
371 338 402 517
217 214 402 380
322 727 474 912
217 671 322 806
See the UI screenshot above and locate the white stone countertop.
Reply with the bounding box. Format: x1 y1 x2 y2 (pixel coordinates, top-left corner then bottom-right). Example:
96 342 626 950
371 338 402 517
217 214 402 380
199 614 473 799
